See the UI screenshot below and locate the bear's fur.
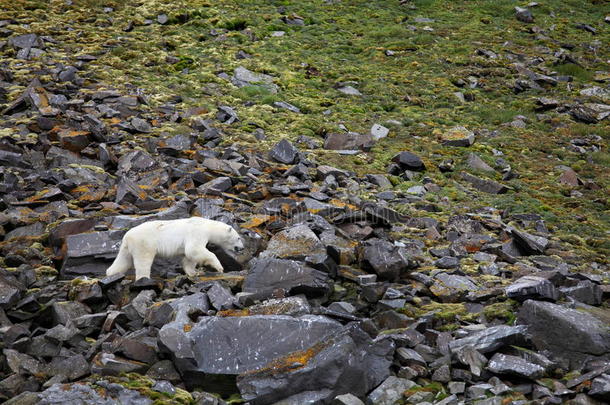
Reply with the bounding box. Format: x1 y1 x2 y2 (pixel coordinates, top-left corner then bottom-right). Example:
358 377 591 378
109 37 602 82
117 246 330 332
106 217 244 280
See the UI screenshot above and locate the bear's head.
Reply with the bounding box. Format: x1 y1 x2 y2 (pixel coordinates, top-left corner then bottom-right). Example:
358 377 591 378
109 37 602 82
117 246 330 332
223 225 244 253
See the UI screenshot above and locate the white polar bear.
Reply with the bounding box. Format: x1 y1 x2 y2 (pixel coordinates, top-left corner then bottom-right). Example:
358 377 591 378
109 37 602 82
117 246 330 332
106 217 244 280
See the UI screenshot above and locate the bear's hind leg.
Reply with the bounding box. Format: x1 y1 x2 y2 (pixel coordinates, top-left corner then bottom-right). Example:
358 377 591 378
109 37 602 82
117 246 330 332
106 242 133 277
131 247 156 280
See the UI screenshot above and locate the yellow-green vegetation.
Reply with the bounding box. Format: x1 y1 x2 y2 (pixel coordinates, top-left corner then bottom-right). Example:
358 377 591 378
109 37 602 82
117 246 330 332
402 302 480 330
482 299 518 324
91 373 194 404
2 0 608 263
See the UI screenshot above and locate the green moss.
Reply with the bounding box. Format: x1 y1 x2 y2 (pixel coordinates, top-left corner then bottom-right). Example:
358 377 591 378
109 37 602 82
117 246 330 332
483 300 518 324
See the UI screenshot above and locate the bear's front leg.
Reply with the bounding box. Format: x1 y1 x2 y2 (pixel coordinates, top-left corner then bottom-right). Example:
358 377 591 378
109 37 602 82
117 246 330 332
182 257 198 276
185 242 224 273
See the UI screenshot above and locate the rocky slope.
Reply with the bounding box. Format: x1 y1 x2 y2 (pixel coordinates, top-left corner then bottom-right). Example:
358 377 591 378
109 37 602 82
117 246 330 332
0 0 609 404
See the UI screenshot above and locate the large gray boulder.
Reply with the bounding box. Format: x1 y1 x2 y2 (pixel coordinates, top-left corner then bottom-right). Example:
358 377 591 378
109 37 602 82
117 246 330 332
236 324 394 404
518 300 610 369
159 314 343 389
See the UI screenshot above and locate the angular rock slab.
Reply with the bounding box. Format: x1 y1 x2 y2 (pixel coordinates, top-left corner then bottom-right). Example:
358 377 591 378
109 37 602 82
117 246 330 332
505 275 559 302
60 230 125 278
159 314 343 389
260 224 326 260
486 353 545 380
518 300 610 369
449 325 528 354
243 258 332 300
367 376 416 405
237 324 394 405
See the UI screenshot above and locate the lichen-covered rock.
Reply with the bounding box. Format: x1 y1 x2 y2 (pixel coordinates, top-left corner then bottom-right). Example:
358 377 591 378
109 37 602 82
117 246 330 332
237 324 394 404
159 314 343 389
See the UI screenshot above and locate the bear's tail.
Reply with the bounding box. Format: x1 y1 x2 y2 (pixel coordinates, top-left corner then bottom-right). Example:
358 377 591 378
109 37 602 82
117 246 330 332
106 239 132 277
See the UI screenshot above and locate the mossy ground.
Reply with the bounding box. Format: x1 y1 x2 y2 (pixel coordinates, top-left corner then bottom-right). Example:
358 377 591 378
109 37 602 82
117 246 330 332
3 0 607 262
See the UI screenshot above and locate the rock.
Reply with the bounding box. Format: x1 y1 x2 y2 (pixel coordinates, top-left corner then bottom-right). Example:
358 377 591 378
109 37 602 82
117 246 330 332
487 353 545 379
580 86 610 101
146 360 182 383
558 168 582 186
455 346 488 376
515 7 534 23
337 85 362 96
269 139 299 164
506 275 559 301
243 258 332 300
466 153 494 172
236 324 393 404
233 66 278 93
260 224 326 260
60 230 124 278
371 124 389 141
570 103 610 123
510 229 548 255
324 132 373 151
0 272 24 308
359 239 414 281
51 301 91 325
37 381 152 405
333 393 365 405
589 374 610 400
91 352 149 376
233 297 311 317
366 376 416 405
430 272 480 302
535 97 560 111
391 151 426 171
273 101 300 113
518 300 610 369
216 105 238 124
114 336 158 364
561 281 603 305
366 174 393 189
461 172 509 194
206 282 236 310
435 256 460 269
160 314 343 388
130 117 152 133
449 325 528 354
442 126 475 147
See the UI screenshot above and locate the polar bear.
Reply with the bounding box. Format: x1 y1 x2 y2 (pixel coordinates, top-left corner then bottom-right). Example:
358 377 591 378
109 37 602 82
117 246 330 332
106 217 244 280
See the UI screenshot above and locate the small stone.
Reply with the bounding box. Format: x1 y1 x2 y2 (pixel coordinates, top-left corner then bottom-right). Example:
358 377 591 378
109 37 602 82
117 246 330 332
130 117 152 133
461 172 509 194
371 124 389 141
333 393 365 405
269 138 299 164
366 376 416 405
515 7 534 23
442 126 475 147
337 85 362 96
391 151 425 171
